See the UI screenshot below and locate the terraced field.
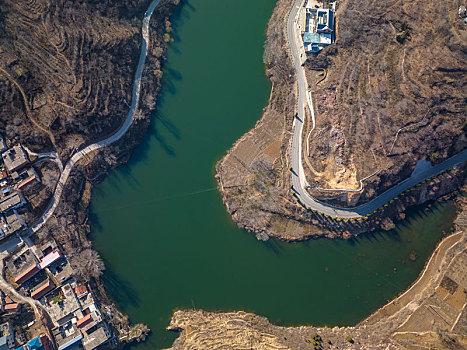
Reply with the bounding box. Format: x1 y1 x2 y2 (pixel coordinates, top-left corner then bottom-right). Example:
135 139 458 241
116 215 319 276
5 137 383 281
303 0 466 207
0 0 170 158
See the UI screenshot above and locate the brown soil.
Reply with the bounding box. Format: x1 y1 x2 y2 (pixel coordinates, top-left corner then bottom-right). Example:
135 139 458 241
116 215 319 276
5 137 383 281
303 0 466 207
216 0 467 241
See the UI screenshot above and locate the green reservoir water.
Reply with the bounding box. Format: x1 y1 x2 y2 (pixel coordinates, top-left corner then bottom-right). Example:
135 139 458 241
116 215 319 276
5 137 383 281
90 0 458 348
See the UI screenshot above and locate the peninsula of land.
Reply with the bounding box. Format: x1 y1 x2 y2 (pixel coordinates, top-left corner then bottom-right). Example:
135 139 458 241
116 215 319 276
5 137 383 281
216 0 467 241
165 0 467 347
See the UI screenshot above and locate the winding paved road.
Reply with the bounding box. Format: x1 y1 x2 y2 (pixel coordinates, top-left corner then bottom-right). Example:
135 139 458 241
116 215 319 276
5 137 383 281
30 0 162 233
287 0 467 218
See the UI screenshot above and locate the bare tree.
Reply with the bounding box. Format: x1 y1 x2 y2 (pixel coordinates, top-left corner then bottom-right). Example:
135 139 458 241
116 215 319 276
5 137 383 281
71 249 105 280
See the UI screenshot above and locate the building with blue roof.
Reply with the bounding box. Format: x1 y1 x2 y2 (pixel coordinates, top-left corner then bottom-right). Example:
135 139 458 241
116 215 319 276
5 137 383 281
301 2 335 53
26 336 43 350
57 335 82 350
304 32 321 44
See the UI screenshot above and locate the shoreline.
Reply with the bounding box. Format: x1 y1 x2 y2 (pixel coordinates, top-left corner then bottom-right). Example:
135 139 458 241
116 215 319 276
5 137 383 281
215 0 466 241
0 0 182 348
167 197 467 348
363 229 464 326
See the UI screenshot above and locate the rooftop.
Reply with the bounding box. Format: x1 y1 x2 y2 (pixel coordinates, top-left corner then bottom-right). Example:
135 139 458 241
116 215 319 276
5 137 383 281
3 303 19 312
0 170 7 181
1 145 29 173
0 322 12 337
78 307 103 334
48 257 73 285
31 278 55 300
52 322 82 350
304 32 321 43
17 168 40 190
25 336 44 350
74 285 88 300
7 249 39 284
45 284 80 326
36 240 59 260
1 211 24 237
0 193 24 212
76 314 92 329
82 324 110 350
39 251 61 270
14 264 40 285
0 336 8 350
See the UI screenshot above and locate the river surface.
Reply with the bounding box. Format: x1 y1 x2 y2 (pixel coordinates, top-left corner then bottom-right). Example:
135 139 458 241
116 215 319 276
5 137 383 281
90 0 458 349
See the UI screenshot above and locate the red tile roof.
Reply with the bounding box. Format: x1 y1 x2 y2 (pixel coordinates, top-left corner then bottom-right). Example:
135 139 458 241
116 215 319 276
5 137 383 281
40 335 52 350
4 303 19 312
14 264 40 284
4 296 13 304
31 279 55 300
76 314 92 328
17 175 38 190
74 285 88 299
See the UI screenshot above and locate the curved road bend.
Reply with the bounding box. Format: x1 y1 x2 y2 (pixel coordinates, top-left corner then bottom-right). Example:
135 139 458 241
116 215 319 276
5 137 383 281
0 263 42 316
30 0 162 233
287 1 467 218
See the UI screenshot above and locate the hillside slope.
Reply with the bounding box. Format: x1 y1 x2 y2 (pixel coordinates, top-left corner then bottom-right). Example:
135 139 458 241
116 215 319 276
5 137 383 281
216 0 466 240
304 0 467 207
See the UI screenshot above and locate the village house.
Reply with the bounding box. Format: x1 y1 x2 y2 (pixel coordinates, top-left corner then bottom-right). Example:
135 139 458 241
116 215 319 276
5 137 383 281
0 322 14 350
0 193 25 213
1 294 20 315
45 284 81 327
0 170 8 185
15 335 52 350
300 1 335 53
15 168 40 191
45 282 112 350
0 211 24 238
34 242 73 285
1 146 29 174
30 278 56 300
52 322 82 350
6 250 40 286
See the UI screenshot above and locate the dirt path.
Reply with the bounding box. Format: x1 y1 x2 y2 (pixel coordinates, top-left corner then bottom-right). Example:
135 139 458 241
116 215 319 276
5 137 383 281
0 66 57 148
364 231 464 325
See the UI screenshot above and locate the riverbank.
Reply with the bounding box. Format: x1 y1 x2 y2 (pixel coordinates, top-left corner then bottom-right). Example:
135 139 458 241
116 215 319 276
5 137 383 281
215 0 466 241
25 0 182 347
167 193 467 349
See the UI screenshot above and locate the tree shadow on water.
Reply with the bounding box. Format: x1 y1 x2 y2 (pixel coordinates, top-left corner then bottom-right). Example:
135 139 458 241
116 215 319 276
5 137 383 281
115 164 141 189
260 237 284 256
162 68 183 96
165 0 196 54
88 210 103 237
151 111 179 157
101 263 141 309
